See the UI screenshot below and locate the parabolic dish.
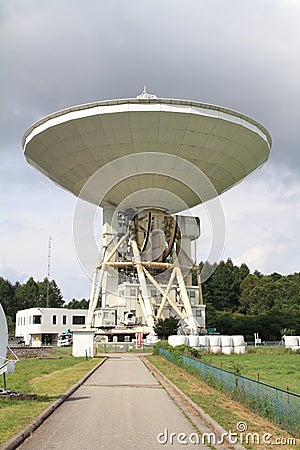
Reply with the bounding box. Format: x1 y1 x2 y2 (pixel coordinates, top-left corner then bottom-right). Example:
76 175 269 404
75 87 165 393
0 303 8 366
23 97 271 213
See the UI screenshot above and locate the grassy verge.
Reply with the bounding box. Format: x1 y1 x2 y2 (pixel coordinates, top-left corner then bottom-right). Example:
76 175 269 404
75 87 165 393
146 355 299 450
197 347 300 393
0 350 101 445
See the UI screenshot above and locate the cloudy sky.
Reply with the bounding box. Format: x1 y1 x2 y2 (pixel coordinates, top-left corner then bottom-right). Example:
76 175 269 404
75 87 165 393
1 0 300 302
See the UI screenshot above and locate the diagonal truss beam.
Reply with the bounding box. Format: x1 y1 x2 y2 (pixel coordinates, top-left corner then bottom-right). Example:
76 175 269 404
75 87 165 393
87 232 129 328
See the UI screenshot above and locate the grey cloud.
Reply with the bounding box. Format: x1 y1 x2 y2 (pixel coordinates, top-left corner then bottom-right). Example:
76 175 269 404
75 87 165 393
1 1 299 169
1 0 300 296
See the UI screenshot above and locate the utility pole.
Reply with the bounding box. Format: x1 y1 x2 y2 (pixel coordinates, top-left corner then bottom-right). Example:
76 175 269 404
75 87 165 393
46 236 52 308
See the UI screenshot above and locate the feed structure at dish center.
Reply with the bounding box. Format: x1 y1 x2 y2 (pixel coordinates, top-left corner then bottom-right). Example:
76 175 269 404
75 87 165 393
23 89 271 340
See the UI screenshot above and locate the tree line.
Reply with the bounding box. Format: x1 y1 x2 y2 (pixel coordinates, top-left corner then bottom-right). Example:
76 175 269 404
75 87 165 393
200 259 300 341
1 259 300 339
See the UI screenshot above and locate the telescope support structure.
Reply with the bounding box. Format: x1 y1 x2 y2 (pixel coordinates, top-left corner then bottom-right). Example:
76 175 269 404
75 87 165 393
86 208 204 335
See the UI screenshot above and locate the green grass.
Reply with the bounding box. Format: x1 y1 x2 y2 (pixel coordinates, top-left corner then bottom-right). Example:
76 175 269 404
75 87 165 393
146 355 299 450
198 348 300 393
0 350 101 445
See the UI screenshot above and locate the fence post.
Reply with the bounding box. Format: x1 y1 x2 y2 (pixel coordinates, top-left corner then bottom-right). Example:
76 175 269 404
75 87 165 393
256 379 260 411
275 387 281 426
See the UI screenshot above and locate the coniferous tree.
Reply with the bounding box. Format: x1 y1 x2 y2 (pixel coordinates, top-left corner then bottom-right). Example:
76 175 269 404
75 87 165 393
65 298 89 309
0 277 15 322
154 317 180 340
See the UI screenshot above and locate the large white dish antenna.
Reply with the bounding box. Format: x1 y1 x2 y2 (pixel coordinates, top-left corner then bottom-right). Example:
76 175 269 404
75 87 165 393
0 304 8 367
23 96 271 212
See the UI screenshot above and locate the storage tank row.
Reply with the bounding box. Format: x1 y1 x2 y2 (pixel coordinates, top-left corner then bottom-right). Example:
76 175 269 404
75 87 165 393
168 335 246 354
283 336 300 351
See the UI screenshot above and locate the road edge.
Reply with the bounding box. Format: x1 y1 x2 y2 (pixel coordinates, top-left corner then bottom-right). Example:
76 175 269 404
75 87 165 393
141 356 247 450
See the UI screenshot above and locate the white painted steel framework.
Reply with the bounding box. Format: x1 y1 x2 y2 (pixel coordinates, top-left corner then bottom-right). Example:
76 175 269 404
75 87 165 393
86 208 203 336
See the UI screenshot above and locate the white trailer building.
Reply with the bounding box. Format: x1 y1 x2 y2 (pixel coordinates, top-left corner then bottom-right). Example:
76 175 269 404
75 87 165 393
15 308 88 346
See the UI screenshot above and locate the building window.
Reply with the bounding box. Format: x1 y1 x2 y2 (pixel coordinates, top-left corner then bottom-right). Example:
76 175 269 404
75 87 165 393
62 315 67 325
190 290 196 298
52 315 57 325
196 310 202 317
72 316 85 325
130 288 136 297
33 315 42 324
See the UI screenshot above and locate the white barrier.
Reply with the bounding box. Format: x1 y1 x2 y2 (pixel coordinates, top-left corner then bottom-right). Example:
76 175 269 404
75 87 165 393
222 346 234 355
198 336 209 351
234 345 246 354
210 345 222 354
231 335 245 346
207 335 220 353
188 336 199 348
220 336 234 355
220 335 233 347
283 336 300 351
167 334 246 354
208 335 221 347
168 335 188 347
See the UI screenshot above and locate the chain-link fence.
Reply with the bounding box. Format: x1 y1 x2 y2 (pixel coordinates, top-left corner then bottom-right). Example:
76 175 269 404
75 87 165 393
159 347 300 436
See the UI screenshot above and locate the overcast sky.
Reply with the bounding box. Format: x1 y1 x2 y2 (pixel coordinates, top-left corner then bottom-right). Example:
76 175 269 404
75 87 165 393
1 0 300 302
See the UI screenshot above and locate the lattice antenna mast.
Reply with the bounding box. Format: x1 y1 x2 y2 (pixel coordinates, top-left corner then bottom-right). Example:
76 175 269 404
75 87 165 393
46 236 52 308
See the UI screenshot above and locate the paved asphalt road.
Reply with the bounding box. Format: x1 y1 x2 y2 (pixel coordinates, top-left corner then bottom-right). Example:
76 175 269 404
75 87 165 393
18 355 211 450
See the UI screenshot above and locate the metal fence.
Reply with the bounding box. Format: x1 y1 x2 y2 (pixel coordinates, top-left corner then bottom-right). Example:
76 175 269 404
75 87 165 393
159 348 300 436
94 343 153 353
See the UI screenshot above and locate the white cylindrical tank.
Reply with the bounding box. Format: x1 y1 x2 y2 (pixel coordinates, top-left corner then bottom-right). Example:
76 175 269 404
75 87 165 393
168 335 188 347
188 335 199 348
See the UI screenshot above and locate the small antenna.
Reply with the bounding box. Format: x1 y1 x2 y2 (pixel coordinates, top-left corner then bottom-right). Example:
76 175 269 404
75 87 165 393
136 86 158 99
46 236 52 308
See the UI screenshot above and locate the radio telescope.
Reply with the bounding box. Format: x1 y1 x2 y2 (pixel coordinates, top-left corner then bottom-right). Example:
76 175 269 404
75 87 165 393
23 89 271 341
